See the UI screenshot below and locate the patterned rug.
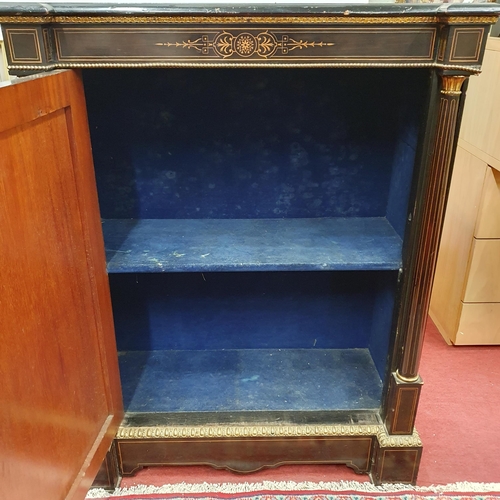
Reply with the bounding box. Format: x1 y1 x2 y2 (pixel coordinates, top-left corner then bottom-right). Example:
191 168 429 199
86 481 500 500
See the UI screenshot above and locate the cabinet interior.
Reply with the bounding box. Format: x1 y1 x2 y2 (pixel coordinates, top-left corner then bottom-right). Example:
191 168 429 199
83 68 428 423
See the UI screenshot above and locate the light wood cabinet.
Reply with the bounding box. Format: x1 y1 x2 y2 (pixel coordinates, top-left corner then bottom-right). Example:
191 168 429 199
430 37 500 345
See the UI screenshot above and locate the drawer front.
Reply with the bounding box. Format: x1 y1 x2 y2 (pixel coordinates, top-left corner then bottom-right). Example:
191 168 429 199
475 165 500 238
464 239 500 302
456 302 500 345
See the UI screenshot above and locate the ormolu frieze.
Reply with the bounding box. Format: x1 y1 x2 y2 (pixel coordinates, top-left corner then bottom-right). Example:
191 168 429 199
377 428 422 448
0 15 438 25
0 15 498 25
117 424 382 440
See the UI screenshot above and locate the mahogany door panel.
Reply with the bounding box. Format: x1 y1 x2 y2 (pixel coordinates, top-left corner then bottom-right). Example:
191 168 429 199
0 70 122 500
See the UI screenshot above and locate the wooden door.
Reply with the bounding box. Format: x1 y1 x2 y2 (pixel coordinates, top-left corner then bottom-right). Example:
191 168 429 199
0 70 123 500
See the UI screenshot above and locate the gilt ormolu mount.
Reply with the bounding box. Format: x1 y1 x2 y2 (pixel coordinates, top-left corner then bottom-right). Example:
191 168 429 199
1 1 499 487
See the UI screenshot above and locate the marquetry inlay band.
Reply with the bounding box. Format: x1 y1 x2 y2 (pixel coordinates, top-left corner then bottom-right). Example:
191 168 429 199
0 15 497 25
154 31 334 59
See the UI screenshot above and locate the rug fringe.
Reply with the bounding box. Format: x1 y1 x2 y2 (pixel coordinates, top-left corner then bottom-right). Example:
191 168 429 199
85 480 500 498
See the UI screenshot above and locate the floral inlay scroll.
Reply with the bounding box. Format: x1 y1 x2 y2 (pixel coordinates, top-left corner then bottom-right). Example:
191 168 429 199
156 31 334 59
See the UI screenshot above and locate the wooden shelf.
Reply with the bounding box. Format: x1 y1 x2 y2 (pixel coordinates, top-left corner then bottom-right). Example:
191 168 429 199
118 348 383 413
103 217 403 273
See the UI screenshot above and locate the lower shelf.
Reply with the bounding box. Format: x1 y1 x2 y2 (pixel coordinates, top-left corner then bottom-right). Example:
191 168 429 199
118 348 383 414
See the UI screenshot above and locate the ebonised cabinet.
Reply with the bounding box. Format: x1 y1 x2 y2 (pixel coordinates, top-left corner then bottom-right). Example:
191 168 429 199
1 3 499 498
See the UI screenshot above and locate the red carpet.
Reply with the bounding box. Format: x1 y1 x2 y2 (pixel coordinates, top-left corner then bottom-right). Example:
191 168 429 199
117 318 500 489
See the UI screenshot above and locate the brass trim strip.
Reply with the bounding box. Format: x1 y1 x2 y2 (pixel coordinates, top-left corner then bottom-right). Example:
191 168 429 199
6 28 42 63
449 27 484 63
395 369 421 383
0 15 497 25
54 15 439 25
0 15 433 25
6 62 482 73
446 15 498 24
116 423 382 440
0 16 53 23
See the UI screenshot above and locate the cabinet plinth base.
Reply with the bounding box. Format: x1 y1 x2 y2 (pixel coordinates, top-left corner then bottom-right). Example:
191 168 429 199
114 423 421 484
371 428 422 485
91 442 121 491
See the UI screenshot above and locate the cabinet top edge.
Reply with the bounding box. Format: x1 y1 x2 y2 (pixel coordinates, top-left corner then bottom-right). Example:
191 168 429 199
0 2 499 22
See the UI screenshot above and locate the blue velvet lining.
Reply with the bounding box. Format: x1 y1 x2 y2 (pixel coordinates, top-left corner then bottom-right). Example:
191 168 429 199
368 273 396 378
110 271 385 351
81 68 427 413
83 68 424 222
119 348 383 412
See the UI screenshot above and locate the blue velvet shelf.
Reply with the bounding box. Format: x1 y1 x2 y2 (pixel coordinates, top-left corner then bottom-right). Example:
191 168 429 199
103 217 402 273
118 348 383 413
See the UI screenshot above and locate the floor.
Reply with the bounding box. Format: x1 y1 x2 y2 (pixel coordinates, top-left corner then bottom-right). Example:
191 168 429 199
119 318 500 488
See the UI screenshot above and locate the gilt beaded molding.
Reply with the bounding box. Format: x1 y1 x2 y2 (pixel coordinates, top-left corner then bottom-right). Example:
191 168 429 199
0 15 497 25
117 423 422 449
6 62 482 73
116 424 382 440
376 428 422 448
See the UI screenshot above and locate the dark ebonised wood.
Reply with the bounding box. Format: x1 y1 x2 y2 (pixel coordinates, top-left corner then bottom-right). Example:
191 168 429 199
1 4 499 492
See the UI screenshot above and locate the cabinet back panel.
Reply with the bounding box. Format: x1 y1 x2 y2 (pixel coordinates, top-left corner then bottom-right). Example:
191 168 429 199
110 271 395 353
84 68 423 221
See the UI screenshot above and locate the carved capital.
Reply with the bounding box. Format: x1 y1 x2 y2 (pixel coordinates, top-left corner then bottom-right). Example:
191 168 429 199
441 75 467 95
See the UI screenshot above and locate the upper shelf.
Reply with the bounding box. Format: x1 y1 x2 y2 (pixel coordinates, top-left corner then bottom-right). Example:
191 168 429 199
103 217 402 273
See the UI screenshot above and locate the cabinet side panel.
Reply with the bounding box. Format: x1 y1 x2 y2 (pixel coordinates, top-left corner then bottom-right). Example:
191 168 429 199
429 146 486 343
475 166 500 238
0 71 122 500
459 38 500 164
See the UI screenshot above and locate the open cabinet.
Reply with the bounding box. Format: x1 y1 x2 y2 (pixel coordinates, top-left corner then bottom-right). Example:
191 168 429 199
1 4 499 499
88 66 422 420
